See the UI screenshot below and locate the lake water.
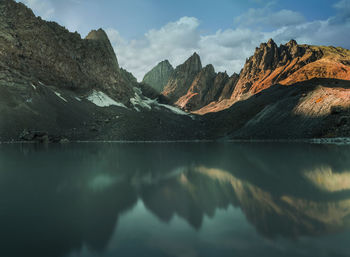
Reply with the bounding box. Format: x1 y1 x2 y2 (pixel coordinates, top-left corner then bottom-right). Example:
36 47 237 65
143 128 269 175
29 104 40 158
1 142 350 257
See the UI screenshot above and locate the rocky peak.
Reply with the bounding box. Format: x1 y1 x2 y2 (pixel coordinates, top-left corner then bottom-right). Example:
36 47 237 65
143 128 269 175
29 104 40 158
219 73 239 101
238 39 320 89
86 29 109 41
229 38 350 104
162 53 203 103
285 39 297 47
175 64 237 112
142 60 174 93
178 52 202 74
203 64 215 74
252 38 279 71
85 28 120 71
0 0 134 103
85 28 119 70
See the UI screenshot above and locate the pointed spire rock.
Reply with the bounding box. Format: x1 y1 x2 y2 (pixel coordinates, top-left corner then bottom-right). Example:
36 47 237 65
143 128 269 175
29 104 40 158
85 28 119 70
267 38 276 45
180 52 202 74
162 53 203 103
286 39 298 47
142 60 174 93
85 28 110 41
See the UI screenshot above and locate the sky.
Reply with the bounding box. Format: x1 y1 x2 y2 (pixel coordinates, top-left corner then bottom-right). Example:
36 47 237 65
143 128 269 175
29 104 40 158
17 0 350 81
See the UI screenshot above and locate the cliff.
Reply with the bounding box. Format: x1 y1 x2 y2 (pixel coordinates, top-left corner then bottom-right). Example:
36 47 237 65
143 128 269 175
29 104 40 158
162 53 202 103
142 60 174 93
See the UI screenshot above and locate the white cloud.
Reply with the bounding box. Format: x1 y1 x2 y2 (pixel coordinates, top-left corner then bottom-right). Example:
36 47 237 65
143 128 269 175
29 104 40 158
107 18 264 81
106 17 201 81
19 0 55 20
107 17 269 81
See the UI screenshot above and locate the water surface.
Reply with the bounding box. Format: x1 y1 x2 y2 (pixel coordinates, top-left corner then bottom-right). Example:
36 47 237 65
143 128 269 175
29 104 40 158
1 142 350 257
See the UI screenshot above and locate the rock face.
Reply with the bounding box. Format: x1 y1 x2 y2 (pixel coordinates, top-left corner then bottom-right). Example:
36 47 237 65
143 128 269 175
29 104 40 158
233 39 350 101
162 53 202 103
142 60 174 93
219 73 239 101
160 53 238 111
176 65 236 111
195 39 350 114
0 0 134 103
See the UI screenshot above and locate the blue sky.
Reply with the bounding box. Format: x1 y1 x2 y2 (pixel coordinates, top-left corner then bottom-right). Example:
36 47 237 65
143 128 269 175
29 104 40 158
18 0 350 80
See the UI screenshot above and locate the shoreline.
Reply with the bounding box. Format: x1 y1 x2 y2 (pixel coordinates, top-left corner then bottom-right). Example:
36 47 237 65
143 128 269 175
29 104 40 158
1 137 350 145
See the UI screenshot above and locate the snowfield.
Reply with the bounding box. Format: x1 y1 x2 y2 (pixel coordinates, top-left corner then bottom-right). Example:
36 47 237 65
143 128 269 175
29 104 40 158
87 90 127 108
130 88 193 117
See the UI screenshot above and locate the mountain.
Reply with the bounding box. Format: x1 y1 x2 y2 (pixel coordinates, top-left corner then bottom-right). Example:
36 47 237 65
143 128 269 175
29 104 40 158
162 52 202 103
196 39 350 114
232 39 350 100
0 0 135 103
176 68 240 111
0 0 205 142
0 0 349 142
155 54 238 111
142 60 174 93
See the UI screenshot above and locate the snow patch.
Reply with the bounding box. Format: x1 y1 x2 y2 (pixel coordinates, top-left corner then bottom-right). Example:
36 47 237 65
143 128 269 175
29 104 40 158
54 92 68 102
87 90 127 108
130 88 193 118
158 103 190 116
130 92 152 110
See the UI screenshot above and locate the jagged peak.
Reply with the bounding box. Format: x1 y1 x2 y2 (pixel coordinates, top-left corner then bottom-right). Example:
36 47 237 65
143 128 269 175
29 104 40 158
203 64 215 74
286 39 298 47
158 59 174 68
1 0 38 21
85 28 110 41
267 38 276 45
188 52 201 62
184 52 202 68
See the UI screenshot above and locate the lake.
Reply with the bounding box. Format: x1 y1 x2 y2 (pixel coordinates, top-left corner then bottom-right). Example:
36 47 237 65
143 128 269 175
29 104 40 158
0 142 350 257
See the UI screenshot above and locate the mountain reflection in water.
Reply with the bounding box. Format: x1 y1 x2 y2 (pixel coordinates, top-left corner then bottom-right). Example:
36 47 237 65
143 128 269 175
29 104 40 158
0 142 350 257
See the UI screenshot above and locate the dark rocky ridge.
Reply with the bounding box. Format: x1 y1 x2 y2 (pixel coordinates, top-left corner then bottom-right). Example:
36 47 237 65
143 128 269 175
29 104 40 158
0 0 207 142
142 60 174 93
0 0 133 103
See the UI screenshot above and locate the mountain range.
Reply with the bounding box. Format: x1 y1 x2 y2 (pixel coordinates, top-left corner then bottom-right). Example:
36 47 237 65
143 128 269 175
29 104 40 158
0 0 349 142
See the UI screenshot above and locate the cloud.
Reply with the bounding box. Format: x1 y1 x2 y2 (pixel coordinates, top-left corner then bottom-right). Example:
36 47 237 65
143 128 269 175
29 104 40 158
106 17 202 81
331 0 350 24
234 7 306 29
19 0 55 20
107 17 267 81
